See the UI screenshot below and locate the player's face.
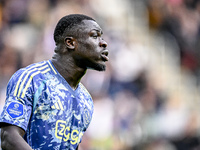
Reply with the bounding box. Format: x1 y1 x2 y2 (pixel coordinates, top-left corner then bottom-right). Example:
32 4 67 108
74 20 109 71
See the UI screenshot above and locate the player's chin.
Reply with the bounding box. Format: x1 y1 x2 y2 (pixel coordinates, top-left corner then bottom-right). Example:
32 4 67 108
96 64 106 71
88 62 106 71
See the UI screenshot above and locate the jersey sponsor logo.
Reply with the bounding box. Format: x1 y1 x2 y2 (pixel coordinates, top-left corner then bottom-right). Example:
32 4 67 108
6 102 24 118
51 99 64 110
55 120 83 145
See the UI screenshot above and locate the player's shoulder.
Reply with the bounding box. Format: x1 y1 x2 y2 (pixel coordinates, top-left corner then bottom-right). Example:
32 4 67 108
25 60 50 73
12 60 51 79
8 60 51 87
6 60 53 97
79 83 92 98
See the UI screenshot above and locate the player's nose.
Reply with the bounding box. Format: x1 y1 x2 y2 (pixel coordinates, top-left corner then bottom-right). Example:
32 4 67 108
99 39 107 48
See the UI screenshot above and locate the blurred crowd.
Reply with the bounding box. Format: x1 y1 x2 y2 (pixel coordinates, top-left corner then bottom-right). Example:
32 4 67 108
0 0 200 150
147 0 200 85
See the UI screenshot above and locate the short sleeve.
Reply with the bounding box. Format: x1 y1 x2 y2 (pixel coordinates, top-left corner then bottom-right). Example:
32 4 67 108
0 69 34 131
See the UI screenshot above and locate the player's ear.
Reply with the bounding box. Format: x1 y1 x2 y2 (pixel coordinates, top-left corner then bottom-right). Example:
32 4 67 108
64 37 76 50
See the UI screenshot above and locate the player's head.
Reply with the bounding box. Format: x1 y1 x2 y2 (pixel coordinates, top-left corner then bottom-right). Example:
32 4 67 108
53 14 108 71
53 14 95 46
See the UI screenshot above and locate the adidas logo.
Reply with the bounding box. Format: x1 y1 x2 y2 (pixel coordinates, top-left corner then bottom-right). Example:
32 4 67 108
51 100 64 110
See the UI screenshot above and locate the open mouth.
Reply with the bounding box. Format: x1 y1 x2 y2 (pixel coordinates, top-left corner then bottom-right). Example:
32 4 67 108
101 50 109 61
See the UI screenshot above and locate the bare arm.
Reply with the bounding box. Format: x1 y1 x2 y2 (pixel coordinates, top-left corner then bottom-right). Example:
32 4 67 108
1 124 32 150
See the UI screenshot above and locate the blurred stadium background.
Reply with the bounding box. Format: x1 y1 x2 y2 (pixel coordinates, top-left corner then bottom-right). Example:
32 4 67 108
0 0 200 149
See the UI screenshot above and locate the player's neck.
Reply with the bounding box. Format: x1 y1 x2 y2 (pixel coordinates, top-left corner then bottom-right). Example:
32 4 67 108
51 54 86 90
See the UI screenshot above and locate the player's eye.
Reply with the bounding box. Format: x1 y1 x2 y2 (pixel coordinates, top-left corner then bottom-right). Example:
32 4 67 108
93 35 98 39
90 31 101 39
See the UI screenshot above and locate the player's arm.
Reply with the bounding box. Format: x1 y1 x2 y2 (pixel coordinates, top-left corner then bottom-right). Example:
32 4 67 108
1 123 33 150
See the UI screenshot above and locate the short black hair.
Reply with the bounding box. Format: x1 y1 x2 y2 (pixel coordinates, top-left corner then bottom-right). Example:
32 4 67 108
53 14 95 45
